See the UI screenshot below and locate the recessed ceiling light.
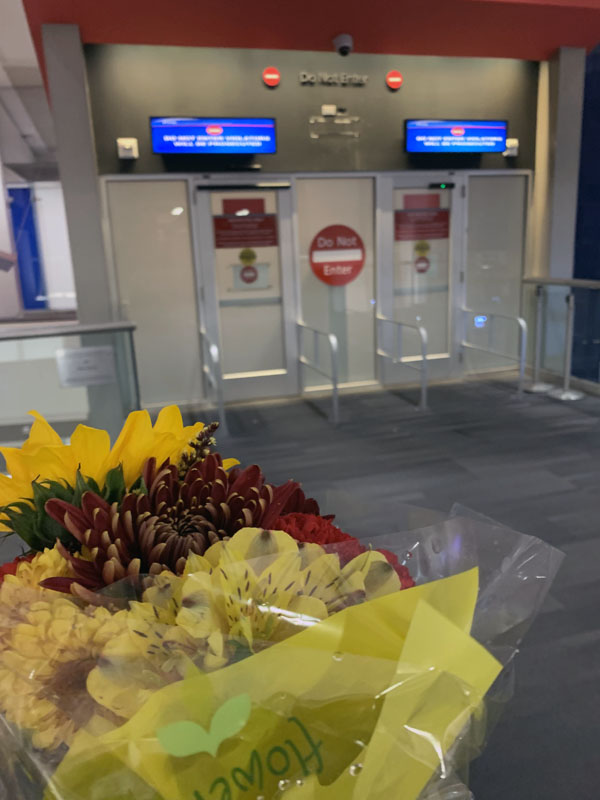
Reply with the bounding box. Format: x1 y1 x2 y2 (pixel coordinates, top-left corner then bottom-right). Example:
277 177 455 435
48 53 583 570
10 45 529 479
171 206 184 216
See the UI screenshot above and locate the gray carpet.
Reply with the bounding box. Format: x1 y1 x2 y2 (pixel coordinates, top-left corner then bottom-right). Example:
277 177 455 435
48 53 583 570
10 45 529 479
1 378 598 798
210 380 600 800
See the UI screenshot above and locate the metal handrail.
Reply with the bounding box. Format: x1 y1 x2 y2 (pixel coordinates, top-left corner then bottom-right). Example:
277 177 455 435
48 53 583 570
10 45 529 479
0 320 136 341
523 276 600 290
297 322 340 425
461 307 527 396
376 314 428 410
199 327 228 436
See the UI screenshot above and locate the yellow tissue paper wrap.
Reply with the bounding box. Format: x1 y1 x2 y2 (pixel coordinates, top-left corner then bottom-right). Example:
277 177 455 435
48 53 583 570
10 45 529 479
45 568 501 800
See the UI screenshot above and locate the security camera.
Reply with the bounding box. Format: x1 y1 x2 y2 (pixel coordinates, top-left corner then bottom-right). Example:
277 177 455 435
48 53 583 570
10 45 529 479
333 33 354 57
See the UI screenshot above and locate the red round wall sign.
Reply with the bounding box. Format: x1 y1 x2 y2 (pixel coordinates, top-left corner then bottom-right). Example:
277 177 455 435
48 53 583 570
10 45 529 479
386 70 404 90
309 225 365 286
415 256 430 274
262 66 281 88
241 265 258 284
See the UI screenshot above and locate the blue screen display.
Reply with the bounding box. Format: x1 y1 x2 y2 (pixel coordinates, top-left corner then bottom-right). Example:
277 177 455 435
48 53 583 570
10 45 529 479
405 120 507 153
150 117 277 155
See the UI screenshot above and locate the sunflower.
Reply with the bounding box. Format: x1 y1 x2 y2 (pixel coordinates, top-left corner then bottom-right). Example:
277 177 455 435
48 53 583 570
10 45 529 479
0 406 237 534
86 528 401 720
0 594 126 750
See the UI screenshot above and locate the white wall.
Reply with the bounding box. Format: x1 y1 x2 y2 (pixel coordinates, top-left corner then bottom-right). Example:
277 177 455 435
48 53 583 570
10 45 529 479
33 182 77 310
0 157 21 320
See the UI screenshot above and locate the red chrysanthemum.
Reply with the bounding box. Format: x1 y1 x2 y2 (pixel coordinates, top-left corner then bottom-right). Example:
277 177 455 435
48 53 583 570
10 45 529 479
273 513 415 589
0 553 35 584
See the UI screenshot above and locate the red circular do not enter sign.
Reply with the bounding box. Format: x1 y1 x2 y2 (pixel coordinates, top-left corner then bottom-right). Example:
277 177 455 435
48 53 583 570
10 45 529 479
415 256 430 274
309 225 365 286
386 70 404 90
241 265 258 284
262 66 281 87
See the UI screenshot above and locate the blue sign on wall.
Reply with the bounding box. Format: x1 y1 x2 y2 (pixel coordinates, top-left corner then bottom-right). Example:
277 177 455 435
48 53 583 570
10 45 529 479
405 120 507 153
150 117 277 155
8 187 47 311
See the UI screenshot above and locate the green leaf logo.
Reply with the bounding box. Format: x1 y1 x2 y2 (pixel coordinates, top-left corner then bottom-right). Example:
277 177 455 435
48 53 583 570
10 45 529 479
157 694 252 758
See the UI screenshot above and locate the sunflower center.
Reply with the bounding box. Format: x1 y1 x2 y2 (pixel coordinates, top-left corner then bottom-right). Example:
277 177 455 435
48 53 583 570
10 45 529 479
43 657 98 727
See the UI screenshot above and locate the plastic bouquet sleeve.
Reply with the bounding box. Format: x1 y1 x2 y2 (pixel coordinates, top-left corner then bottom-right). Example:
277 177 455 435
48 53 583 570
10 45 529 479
0 407 564 800
45 567 500 800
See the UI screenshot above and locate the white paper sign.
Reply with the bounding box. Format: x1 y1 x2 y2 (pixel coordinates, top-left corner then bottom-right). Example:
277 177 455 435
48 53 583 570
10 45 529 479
56 346 117 388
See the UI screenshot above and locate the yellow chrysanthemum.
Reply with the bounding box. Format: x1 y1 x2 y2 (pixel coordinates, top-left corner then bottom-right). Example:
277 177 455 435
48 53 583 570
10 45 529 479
0 406 238 531
86 529 400 720
0 546 74 647
0 595 127 750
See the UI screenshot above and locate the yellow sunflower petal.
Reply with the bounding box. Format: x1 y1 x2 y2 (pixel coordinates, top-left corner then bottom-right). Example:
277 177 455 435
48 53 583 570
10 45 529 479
70 426 112 485
0 447 32 483
16 445 78 486
152 405 185 435
0 473 24 502
23 411 64 451
223 457 240 470
102 410 154 487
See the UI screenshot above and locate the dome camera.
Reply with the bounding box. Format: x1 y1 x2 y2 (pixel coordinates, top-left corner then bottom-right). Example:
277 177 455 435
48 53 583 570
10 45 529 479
333 33 354 56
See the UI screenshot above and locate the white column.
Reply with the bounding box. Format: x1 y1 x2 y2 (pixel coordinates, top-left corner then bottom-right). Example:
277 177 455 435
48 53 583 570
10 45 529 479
41 23 114 323
41 25 128 436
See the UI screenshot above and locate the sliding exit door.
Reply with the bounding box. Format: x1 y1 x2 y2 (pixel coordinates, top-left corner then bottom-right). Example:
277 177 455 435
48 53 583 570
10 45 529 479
194 183 299 403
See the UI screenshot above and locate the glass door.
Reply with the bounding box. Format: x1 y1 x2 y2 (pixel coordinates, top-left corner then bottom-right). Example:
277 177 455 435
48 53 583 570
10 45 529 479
377 173 465 385
295 177 376 388
463 173 530 374
194 185 299 403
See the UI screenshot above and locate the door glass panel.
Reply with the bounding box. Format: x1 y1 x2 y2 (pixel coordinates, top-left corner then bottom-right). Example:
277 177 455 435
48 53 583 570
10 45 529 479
465 175 527 370
297 177 375 385
393 188 452 358
210 190 285 377
106 180 203 409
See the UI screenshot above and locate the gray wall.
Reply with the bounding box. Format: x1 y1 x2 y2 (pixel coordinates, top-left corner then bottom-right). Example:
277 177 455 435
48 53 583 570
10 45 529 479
85 45 538 175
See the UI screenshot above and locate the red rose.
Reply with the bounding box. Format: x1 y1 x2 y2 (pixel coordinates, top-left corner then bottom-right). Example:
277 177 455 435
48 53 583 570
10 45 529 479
0 553 35 584
272 513 414 589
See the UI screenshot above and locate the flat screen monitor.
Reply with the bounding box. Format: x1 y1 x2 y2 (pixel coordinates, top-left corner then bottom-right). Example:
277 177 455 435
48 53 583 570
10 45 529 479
150 117 277 155
405 120 507 153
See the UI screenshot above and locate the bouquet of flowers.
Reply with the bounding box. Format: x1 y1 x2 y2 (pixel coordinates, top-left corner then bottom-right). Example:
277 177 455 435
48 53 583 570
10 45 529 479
0 407 563 800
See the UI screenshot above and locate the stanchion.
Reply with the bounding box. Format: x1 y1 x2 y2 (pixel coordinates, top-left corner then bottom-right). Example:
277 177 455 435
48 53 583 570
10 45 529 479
525 284 553 393
548 293 584 401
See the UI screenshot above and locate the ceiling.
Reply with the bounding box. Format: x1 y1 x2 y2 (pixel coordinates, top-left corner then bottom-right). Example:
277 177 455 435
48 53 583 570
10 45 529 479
20 0 600 63
0 0 56 182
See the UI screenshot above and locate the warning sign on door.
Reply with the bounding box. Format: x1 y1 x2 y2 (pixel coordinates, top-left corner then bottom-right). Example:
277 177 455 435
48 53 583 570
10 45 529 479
395 209 449 241
213 214 278 248
309 224 365 286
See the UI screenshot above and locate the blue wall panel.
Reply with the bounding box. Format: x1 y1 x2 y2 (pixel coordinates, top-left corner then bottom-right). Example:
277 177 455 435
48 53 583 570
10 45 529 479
8 187 47 311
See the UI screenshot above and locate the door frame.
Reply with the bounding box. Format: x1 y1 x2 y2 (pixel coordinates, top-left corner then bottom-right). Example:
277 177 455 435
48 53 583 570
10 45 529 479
191 175 300 403
101 169 533 406
376 170 468 386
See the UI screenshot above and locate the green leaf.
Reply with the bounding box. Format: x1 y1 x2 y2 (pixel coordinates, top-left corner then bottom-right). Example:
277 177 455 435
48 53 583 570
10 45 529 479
157 720 214 758
73 470 100 506
129 475 148 495
1 478 80 552
208 694 252 750
157 694 252 758
103 465 127 504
